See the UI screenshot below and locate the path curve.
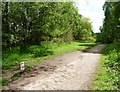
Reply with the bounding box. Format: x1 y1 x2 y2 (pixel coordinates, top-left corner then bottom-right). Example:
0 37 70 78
9 44 105 90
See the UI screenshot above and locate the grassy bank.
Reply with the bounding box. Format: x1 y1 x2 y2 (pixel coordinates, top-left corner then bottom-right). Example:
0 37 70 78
91 43 120 90
2 42 97 86
2 42 96 70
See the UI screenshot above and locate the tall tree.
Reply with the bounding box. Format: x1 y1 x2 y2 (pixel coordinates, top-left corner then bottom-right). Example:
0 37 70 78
99 2 120 43
2 2 94 50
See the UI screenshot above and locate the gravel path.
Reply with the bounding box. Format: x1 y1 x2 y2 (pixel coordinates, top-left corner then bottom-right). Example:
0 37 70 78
9 44 105 90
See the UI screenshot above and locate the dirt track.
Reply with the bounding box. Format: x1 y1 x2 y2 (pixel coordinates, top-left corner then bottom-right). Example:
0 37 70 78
9 44 105 90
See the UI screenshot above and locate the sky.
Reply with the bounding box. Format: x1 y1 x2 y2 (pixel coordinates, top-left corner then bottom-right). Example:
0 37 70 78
74 0 105 33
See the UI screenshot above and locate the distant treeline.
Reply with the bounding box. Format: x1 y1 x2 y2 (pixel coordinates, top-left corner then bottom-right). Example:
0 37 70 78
2 2 95 50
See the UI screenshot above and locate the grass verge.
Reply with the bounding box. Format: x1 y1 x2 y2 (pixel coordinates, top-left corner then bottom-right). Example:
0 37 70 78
91 42 120 90
2 41 97 86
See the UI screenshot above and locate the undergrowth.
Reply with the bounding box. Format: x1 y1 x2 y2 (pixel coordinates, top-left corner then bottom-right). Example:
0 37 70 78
91 42 120 90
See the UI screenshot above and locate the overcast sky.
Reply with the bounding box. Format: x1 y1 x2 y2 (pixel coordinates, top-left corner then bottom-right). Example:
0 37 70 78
74 0 105 33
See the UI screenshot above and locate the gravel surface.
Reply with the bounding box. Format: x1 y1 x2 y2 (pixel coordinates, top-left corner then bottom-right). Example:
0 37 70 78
9 44 105 90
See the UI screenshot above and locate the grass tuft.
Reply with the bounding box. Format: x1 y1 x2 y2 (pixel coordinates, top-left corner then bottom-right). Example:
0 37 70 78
0 77 8 86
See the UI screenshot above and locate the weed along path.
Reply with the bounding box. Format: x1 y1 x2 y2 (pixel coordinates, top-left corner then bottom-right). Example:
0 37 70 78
9 44 105 90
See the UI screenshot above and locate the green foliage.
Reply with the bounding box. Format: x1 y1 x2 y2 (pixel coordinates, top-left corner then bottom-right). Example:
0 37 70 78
99 2 120 43
11 72 21 80
2 2 95 87
28 42 53 57
0 77 8 86
24 66 32 72
2 2 94 50
73 17 94 42
2 2 95 73
2 41 97 88
106 50 120 69
92 43 120 90
2 42 96 87
2 48 25 69
2 42 96 71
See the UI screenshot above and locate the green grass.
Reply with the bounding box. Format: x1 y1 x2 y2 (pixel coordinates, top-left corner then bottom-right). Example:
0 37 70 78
2 41 97 86
91 42 120 90
0 77 8 86
2 42 96 70
51 42 97 55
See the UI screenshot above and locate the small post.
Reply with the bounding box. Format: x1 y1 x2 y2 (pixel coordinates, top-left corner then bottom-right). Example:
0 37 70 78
20 62 25 72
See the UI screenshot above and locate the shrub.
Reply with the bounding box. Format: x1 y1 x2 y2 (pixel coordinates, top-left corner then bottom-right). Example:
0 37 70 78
28 42 53 57
92 43 120 90
103 43 120 89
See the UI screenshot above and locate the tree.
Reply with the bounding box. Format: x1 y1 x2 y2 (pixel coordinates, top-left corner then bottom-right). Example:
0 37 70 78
99 2 120 43
2 2 94 50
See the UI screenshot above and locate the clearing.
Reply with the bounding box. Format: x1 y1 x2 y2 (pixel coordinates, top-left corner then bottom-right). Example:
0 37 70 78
9 44 105 90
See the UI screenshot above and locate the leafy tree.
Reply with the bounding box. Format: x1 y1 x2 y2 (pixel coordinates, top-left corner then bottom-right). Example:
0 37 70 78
2 2 94 50
99 2 120 43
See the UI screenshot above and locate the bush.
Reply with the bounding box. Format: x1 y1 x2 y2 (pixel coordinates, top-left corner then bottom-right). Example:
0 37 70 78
104 44 120 89
107 49 120 69
28 42 53 57
2 48 24 69
92 43 120 90
104 43 120 72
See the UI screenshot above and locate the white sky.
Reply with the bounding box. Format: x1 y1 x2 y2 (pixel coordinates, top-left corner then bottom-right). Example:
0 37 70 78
74 0 105 33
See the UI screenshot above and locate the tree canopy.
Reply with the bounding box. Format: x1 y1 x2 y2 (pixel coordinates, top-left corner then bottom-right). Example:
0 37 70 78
99 2 120 43
2 2 94 50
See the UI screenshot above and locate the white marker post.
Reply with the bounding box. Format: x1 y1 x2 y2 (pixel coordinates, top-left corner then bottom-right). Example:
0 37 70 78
20 62 25 72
